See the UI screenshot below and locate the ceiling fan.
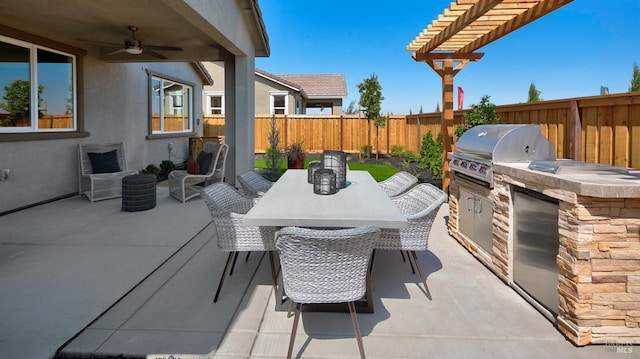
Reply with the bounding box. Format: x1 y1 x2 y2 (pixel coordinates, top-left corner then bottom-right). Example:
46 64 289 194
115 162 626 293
107 26 182 59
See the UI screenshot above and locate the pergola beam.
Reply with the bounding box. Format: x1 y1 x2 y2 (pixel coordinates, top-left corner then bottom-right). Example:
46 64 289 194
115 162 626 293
460 0 574 53
417 0 502 55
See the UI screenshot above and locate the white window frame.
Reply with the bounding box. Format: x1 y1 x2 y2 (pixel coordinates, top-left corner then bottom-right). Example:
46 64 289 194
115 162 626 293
205 91 225 114
148 71 194 135
270 91 288 115
0 35 77 133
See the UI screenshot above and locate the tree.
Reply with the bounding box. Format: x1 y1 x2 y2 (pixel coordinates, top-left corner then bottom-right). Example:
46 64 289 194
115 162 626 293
454 95 499 139
357 73 385 158
262 115 285 181
630 62 640 92
435 102 441 112
419 105 423 114
528 82 541 102
343 100 358 114
0 80 44 126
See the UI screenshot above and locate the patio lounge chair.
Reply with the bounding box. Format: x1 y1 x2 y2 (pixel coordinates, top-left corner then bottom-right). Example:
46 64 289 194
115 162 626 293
236 170 273 197
376 183 447 300
169 142 228 203
200 182 278 303
78 142 138 202
276 226 380 359
378 171 418 197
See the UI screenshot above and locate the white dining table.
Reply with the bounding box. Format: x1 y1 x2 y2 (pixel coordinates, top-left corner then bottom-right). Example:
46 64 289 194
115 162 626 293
242 169 408 229
243 169 408 313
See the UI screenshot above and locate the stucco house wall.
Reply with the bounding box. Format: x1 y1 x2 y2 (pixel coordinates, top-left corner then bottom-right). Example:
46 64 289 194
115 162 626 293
0 0 269 214
0 50 204 213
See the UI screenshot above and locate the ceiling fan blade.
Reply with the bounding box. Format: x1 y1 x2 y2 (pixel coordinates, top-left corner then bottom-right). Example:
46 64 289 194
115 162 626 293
143 48 167 59
107 48 126 56
145 45 183 52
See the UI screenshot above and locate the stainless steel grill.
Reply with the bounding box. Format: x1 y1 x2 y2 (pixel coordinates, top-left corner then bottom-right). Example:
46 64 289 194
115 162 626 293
449 124 555 187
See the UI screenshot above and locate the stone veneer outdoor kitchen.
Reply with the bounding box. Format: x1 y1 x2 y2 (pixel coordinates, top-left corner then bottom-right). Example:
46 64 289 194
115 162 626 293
448 163 640 346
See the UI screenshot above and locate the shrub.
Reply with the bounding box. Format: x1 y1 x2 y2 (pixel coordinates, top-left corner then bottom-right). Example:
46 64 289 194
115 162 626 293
360 145 372 159
390 145 405 157
141 164 160 176
418 131 443 177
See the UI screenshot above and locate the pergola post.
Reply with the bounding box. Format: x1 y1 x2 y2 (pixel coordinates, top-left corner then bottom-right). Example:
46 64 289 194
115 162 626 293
441 59 455 192
421 55 480 192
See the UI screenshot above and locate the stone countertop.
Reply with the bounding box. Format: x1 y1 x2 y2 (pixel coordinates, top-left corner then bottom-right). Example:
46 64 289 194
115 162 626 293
493 162 640 198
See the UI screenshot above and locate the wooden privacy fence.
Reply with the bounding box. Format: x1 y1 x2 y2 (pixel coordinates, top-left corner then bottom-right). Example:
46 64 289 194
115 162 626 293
203 92 640 168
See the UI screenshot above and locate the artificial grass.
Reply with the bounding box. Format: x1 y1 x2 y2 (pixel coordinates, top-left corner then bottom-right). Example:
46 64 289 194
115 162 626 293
254 157 398 182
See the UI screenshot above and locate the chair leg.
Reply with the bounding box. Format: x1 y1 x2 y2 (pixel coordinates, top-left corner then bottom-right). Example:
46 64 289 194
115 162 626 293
348 301 366 359
245 252 251 262
229 251 240 275
400 250 406 262
410 251 432 300
287 302 302 359
268 251 279 303
406 250 416 274
213 252 235 303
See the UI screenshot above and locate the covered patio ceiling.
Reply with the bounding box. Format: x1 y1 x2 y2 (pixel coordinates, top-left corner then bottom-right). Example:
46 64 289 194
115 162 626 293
405 0 574 191
0 0 269 62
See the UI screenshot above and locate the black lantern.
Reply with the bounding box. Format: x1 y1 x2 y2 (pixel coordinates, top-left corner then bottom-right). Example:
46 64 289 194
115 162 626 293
307 161 322 183
313 169 337 195
321 150 347 189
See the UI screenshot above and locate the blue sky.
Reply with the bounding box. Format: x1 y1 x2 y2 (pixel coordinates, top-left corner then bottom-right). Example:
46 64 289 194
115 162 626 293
255 0 640 115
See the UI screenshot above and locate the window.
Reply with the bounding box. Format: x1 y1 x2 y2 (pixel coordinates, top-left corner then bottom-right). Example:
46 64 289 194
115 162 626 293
270 92 288 114
206 92 224 114
0 35 76 133
149 72 194 135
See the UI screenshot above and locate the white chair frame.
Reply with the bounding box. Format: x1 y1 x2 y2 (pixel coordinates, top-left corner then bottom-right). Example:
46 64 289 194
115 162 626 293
168 142 228 203
78 142 138 202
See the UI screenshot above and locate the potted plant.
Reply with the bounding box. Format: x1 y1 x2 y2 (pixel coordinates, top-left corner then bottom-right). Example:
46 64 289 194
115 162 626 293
286 141 305 169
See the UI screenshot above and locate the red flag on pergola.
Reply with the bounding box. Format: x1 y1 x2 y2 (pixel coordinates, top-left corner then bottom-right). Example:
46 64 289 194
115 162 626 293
457 86 464 110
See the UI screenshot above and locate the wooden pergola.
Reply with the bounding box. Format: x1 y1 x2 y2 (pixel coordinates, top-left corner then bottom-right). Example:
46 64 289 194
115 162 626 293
407 0 573 191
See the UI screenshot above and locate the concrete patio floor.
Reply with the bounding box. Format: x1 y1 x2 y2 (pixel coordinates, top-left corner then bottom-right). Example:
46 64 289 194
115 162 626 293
0 185 624 358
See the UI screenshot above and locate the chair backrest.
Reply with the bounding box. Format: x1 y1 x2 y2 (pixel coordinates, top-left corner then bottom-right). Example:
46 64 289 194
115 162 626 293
78 142 128 176
236 171 273 197
276 226 380 304
201 182 276 252
378 171 419 197
201 142 228 176
390 183 447 220
201 182 253 216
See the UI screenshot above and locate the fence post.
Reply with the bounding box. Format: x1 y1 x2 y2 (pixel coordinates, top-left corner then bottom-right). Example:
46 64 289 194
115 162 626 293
340 114 344 151
570 100 581 160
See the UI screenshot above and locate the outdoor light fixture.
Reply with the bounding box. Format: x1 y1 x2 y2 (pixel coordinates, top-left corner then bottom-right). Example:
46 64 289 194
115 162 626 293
313 169 337 195
321 150 347 189
307 161 322 183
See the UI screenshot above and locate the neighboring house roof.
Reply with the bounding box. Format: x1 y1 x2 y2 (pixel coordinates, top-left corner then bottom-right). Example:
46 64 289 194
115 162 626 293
277 74 347 99
255 68 304 95
255 68 346 99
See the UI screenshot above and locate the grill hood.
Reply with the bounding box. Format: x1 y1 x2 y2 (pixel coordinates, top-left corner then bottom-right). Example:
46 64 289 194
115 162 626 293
455 124 555 163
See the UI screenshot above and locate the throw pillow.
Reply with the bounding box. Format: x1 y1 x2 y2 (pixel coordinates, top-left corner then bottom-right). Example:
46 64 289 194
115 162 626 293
87 150 121 174
186 158 200 175
196 150 213 175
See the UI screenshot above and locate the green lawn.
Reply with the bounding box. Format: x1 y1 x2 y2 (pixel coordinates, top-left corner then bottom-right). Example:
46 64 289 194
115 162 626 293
254 157 398 182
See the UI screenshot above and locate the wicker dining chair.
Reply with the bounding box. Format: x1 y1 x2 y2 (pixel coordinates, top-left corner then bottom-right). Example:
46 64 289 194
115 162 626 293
276 226 380 359
236 170 274 198
377 171 419 197
201 182 278 303
377 183 447 300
